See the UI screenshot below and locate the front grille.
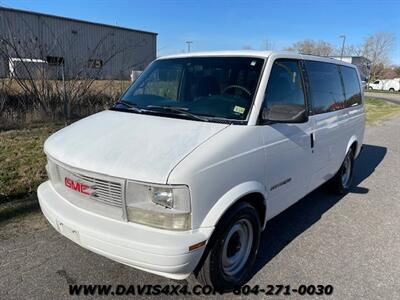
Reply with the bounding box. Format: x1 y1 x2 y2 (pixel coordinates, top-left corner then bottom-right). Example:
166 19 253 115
54 163 124 207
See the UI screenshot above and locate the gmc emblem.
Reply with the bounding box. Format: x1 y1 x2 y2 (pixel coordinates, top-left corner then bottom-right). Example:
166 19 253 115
64 177 91 196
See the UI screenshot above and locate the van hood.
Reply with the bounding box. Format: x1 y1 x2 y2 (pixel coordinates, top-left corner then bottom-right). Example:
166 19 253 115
45 110 229 183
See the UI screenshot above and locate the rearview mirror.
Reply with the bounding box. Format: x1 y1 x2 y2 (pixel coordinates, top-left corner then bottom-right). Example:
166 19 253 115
262 103 308 124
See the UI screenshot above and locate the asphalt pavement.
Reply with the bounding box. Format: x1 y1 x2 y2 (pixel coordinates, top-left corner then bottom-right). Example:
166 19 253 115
1 116 400 299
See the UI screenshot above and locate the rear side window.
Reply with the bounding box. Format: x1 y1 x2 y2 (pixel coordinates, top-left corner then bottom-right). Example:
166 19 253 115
340 66 362 107
305 61 345 114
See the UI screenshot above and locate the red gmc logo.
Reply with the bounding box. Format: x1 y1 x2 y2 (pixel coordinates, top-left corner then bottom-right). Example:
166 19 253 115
64 177 91 196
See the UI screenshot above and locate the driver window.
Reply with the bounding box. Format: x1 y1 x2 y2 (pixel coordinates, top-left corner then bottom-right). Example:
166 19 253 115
262 59 306 121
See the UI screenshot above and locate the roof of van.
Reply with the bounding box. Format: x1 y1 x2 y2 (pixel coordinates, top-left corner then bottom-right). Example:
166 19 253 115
158 50 356 68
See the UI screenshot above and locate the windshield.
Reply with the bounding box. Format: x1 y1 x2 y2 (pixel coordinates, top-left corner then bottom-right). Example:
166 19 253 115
117 56 265 123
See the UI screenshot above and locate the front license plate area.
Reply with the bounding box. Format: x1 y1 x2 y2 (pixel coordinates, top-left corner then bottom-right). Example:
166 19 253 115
59 222 81 244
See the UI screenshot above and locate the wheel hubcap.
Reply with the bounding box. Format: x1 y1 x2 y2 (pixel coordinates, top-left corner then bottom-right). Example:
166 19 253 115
341 154 352 188
222 219 253 276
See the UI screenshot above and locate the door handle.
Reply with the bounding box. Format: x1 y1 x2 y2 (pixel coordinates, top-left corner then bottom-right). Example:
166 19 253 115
310 133 314 148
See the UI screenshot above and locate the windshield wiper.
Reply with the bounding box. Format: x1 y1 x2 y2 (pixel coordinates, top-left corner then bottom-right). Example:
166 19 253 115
147 105 190 111
113 102 211 122
146 105 210 122
113 100 144 113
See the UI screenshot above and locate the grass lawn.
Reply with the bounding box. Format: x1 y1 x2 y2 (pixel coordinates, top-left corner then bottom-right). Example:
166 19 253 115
1 97 400 222
0 125 61 222
364 97 400 124
365 89 400 95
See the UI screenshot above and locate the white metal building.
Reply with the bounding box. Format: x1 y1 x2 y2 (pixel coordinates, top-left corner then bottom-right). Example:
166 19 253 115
0 7 157 79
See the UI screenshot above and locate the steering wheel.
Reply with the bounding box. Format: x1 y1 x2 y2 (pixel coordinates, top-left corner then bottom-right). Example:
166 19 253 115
222 85 252 97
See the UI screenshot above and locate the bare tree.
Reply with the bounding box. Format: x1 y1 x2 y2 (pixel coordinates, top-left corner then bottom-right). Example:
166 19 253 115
0 78 13 114
333 44 363 57
284 33 395 81
0 13 151 126
285 39 334 56
360 32 395 80
395 66 400 77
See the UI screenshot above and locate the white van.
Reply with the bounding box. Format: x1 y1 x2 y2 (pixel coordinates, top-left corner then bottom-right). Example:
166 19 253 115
368 78 400 91
38 51 365 291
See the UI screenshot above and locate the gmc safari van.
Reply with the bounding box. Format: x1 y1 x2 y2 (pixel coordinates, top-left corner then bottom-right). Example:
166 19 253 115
38 51 365 291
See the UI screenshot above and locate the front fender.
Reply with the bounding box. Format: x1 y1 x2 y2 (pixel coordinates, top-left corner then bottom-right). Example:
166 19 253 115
200 181 267 229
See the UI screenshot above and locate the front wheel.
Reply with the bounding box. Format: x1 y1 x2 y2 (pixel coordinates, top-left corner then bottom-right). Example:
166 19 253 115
195 202 261 292
329 148 355 194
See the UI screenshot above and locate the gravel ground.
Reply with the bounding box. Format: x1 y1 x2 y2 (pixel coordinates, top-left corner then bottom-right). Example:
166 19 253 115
1 116 399 299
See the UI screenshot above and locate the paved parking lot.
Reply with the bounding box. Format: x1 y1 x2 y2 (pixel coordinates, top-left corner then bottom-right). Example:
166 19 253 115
1 116 399 299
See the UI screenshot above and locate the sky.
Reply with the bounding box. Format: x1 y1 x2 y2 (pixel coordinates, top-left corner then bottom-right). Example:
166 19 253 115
1 0 399 64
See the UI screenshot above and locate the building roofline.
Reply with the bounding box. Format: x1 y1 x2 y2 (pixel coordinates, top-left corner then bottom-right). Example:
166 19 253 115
0 6 158 36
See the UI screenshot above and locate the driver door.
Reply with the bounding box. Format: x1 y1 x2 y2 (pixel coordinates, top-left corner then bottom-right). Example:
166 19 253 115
260 59 313 218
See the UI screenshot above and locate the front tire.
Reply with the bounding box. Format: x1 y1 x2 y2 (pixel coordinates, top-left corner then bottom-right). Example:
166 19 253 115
195 202 261 292
329 148 355 194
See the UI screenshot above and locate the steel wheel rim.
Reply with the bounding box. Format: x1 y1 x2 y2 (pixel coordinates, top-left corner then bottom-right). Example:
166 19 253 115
222 219 253 276
341 154 352 188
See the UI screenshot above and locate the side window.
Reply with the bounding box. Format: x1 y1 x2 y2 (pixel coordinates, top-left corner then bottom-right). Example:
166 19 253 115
340 66 362 107
262 59 306 122
305 61 346 114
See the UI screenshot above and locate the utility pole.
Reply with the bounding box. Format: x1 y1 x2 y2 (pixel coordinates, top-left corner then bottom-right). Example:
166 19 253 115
339 35 346 60
185 41 193 53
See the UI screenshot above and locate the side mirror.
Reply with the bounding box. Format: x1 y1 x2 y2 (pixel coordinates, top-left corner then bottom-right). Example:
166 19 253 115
262 103 308 124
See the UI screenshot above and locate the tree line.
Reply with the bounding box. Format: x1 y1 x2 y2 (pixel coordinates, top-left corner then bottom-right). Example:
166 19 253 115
247 32 397 81
285 32 396 81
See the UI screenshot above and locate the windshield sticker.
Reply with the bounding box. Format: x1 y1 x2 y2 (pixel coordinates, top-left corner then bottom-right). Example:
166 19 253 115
250 60 257 66
233 106 246 114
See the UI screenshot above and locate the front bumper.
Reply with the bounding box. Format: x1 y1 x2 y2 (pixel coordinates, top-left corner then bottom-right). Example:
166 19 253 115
38 181 213 280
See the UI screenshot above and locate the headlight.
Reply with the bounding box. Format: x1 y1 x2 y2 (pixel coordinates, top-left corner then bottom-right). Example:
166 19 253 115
152 186 174 208
125 181 191 230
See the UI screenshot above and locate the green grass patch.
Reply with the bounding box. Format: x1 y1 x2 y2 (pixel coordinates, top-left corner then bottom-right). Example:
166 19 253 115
0 125 61 202
364 97 400 124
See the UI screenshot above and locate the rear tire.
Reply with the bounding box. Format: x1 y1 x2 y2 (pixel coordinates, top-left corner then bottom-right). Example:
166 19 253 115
195 202 261 293
389 88 395 92
329 148 354 194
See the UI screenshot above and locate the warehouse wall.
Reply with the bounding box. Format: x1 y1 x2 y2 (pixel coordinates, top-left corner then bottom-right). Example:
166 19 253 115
0 8 157 79
0 54 7 78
